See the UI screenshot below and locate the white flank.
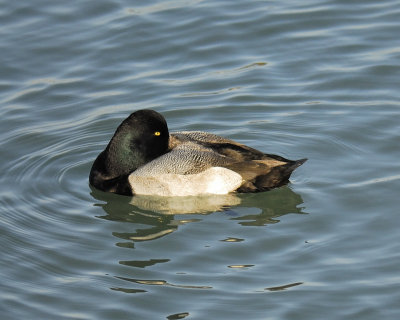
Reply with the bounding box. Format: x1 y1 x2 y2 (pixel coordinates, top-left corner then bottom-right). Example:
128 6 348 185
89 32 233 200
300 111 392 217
129 167 243 196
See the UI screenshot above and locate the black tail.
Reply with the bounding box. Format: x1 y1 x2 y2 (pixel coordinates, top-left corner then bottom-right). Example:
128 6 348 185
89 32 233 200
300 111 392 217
280 158 307 180
289 158 308 172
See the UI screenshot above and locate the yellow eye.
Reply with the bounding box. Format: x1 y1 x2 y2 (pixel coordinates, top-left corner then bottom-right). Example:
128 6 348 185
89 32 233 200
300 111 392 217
154 131 161 136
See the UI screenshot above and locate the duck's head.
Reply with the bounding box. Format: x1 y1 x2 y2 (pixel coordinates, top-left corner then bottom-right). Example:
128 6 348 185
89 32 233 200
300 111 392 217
104 109 169 177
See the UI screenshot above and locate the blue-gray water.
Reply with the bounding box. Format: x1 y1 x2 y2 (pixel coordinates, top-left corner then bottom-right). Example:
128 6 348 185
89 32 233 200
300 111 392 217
1 0 400 319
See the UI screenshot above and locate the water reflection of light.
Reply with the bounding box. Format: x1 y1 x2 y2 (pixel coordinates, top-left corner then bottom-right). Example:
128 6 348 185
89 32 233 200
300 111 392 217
130 193 241 215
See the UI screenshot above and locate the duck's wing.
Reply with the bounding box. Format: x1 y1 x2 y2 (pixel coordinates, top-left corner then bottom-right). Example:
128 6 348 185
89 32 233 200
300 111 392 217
168 131 307 192
171 131 290 162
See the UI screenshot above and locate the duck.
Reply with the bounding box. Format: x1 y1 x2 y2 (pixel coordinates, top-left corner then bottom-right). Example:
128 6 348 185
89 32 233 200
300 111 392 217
89 109 306 196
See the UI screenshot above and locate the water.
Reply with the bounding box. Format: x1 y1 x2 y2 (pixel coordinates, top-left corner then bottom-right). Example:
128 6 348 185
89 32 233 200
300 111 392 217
1 0 400 319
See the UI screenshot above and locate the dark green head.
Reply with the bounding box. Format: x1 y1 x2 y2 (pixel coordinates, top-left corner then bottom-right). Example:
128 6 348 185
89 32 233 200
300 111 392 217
93 109 170 180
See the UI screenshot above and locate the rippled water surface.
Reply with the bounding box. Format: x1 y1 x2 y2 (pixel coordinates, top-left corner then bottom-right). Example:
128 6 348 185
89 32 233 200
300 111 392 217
1 0 400 319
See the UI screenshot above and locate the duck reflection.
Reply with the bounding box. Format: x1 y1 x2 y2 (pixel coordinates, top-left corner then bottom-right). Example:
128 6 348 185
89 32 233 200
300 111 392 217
91 186 306 242
90 187 306 294
230 187 306 226
130 193 241 215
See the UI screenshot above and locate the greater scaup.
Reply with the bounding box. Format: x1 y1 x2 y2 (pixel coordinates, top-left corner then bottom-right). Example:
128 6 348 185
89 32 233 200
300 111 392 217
89 109 306 196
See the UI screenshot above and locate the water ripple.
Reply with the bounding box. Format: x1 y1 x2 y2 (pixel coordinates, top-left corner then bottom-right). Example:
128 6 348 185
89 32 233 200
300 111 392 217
2 0 400 319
